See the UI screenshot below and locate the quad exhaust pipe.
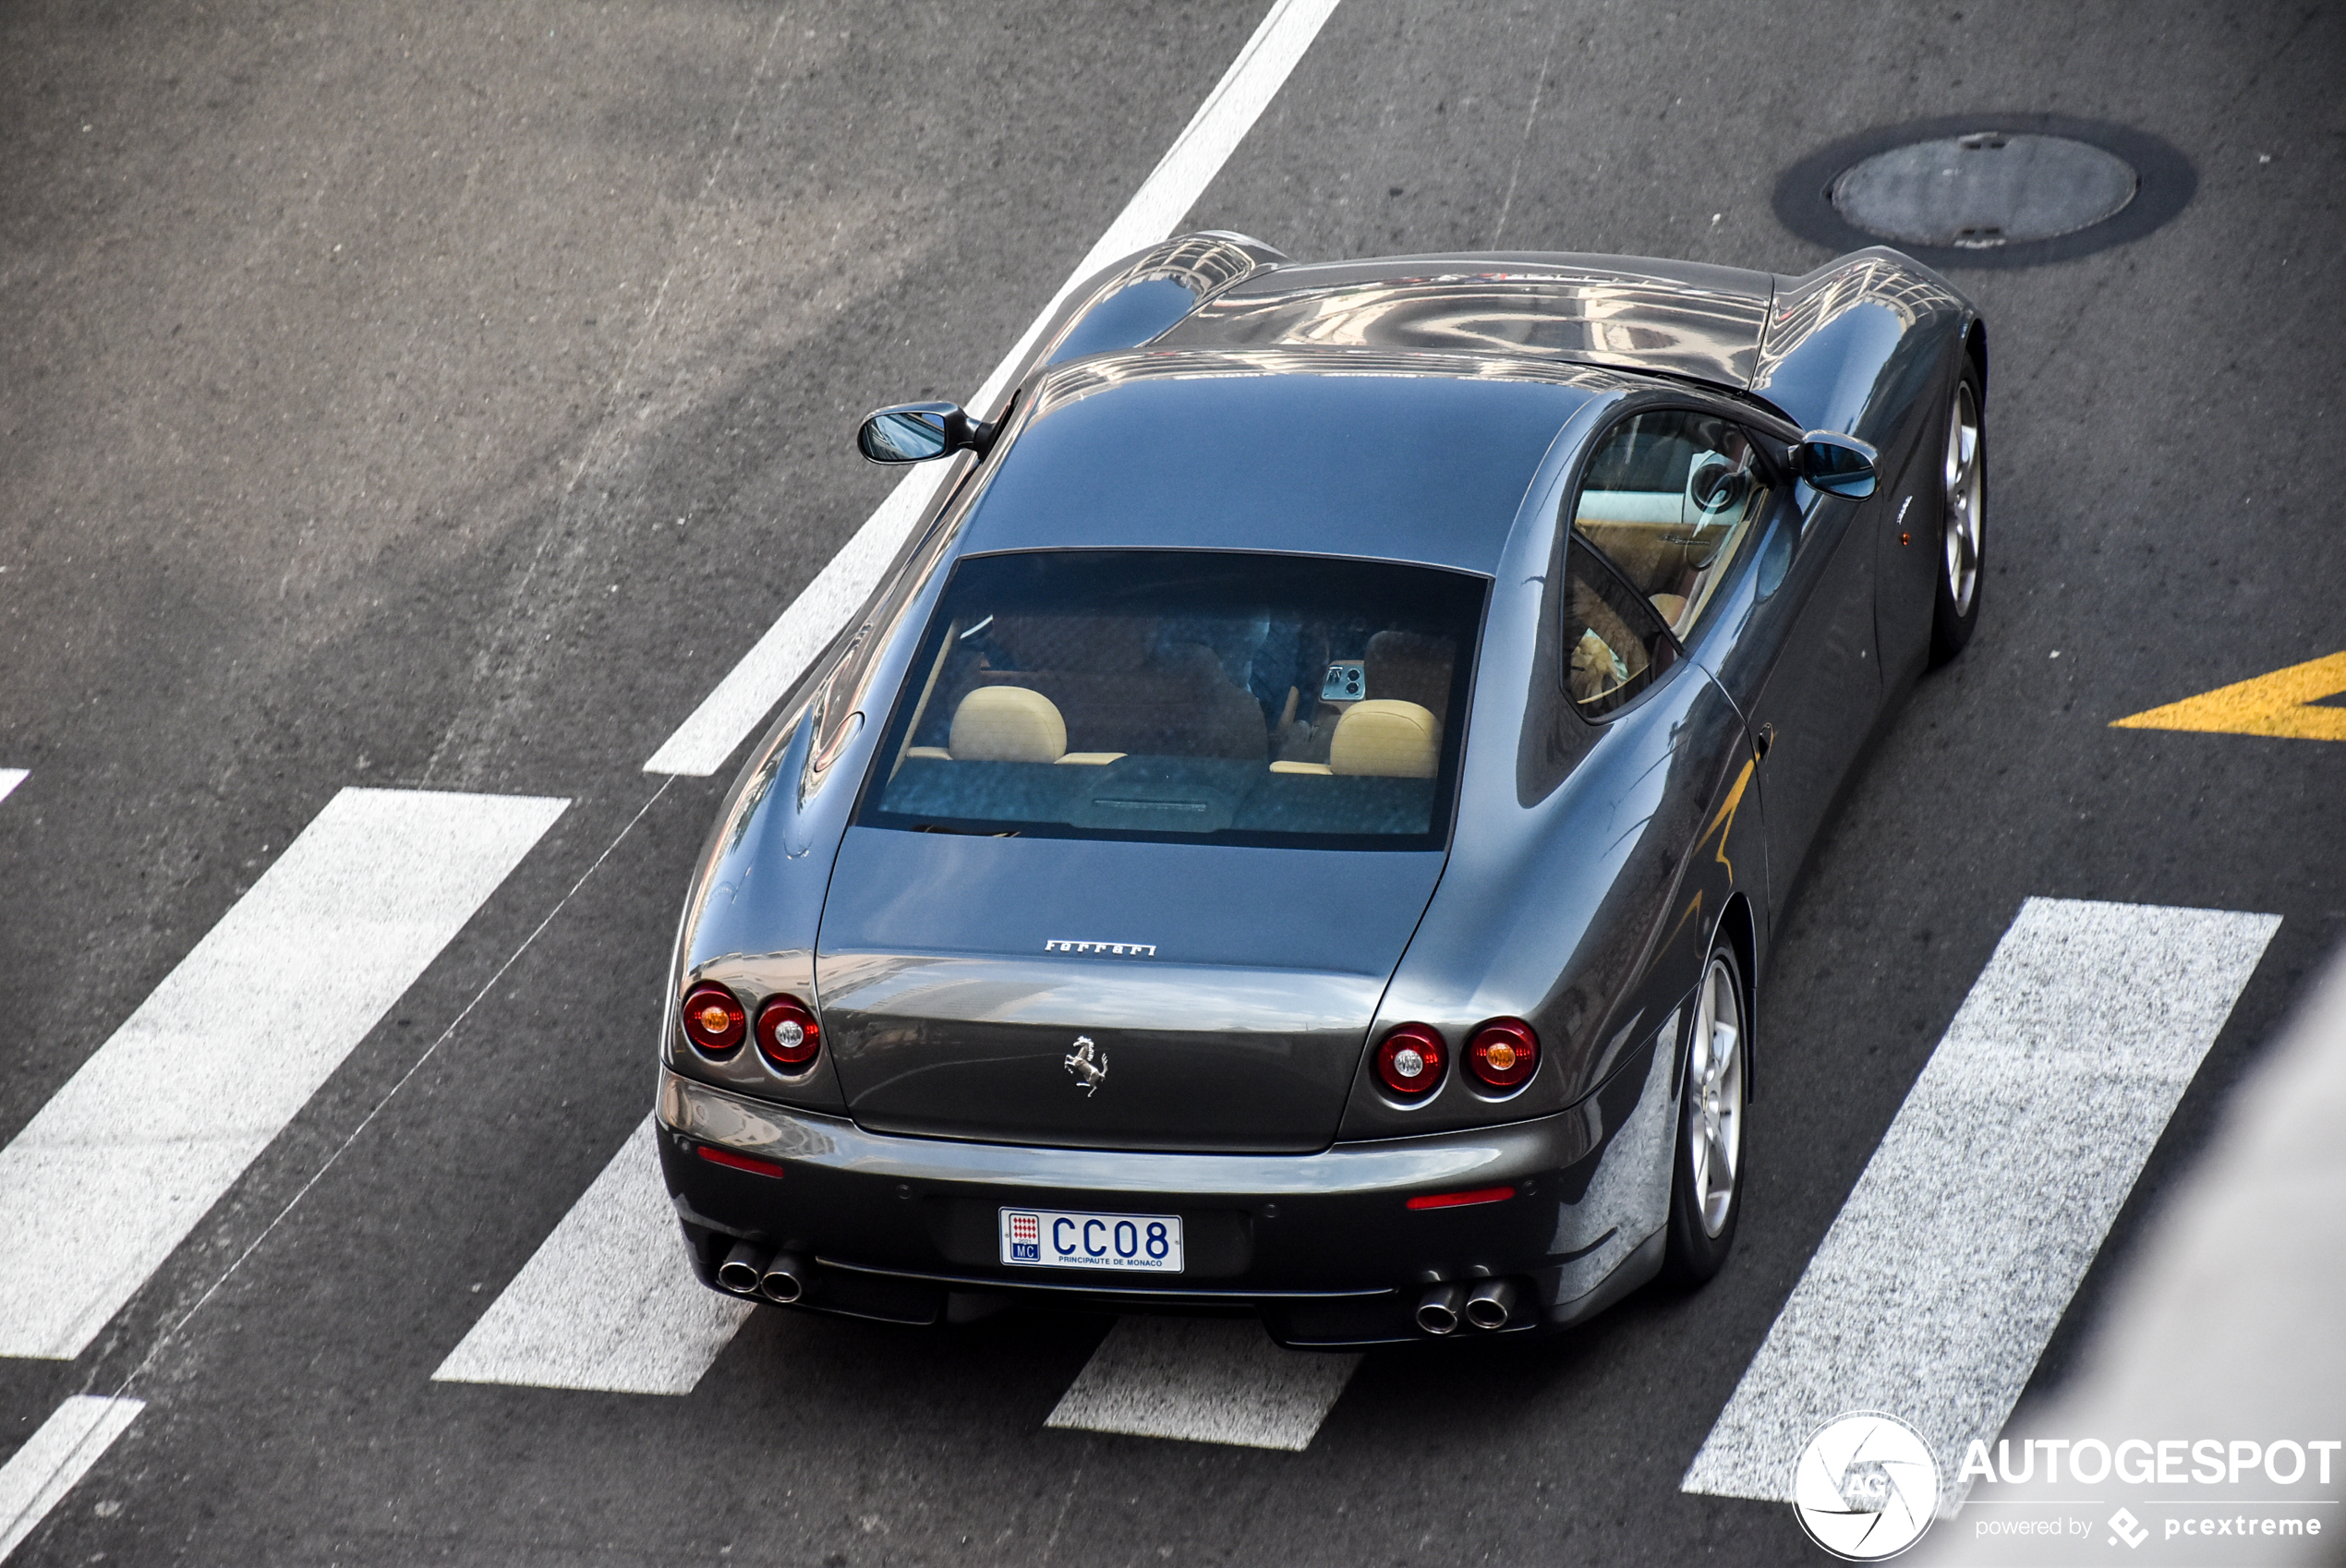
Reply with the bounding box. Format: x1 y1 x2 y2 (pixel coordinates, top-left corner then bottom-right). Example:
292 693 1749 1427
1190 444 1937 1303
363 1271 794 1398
1415 1283 1465 1335
717 1240 767 1294
1464 1278 1518 1331
1416 1278 1521 1335
716 1241 814 1304
758 1252 810 1304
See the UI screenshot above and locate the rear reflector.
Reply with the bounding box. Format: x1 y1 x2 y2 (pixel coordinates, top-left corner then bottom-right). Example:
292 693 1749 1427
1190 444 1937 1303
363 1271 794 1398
696 1145 786 1179
1405 1185 1515 1211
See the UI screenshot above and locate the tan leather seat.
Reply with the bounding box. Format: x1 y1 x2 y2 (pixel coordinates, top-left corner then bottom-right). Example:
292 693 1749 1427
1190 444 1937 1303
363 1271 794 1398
1329 699 1441 778
949 686 1066 762
973 651 1265 761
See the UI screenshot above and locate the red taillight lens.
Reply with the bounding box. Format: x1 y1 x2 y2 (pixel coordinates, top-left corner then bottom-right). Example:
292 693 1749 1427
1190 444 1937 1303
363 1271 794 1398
1466 1017 1540 1091
756 995 822 1070
1375 1023 1447 1098
680 982 746 1055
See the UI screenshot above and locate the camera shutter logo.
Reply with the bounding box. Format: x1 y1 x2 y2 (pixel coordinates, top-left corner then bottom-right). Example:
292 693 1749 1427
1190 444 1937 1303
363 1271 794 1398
1792 1411 1941 1561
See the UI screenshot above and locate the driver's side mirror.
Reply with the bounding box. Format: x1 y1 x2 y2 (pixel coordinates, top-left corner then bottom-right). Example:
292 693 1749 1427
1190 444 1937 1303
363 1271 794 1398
857 401 994 464
1790 431 1880 499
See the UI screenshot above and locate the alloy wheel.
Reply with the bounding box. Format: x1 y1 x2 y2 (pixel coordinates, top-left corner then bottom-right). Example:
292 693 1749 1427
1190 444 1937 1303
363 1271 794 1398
1942 381 1984 617
1685 954 1746 1238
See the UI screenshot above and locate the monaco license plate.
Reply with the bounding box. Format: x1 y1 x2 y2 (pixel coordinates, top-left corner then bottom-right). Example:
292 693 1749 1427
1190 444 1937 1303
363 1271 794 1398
998 1207 1184 1273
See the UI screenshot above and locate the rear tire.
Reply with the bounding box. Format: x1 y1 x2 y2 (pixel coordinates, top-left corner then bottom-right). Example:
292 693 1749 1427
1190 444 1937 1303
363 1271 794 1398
1929 371 1986 665
1663 944 1748 1285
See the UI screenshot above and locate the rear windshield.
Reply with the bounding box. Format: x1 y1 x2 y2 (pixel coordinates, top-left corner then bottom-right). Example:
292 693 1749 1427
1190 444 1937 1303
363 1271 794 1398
857 550 1485 850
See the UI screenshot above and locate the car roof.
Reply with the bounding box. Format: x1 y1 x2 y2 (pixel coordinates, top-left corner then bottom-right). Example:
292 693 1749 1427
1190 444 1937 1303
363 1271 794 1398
958 348 1631 574
1153 252 1778 390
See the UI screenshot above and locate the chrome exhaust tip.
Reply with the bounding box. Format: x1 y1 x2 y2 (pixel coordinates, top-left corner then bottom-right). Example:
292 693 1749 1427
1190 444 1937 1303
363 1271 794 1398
717 1240 770 1295
759 1252 810 1304
1415 1283 1465 1336
1464 1278 1518 1331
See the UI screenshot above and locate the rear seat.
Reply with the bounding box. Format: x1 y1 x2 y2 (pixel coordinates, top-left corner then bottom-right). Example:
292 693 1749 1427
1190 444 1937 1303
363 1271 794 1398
972 646 1265 760
1271 699 1441 778
936 686 1124 765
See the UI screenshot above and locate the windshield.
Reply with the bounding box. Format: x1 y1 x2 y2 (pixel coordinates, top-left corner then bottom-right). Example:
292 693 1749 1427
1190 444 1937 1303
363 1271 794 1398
857 550 1485 850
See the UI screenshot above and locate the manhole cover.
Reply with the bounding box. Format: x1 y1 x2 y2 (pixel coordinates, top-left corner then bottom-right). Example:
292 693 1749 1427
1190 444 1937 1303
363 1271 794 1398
1831 132 2137 249
1772 115 2195 269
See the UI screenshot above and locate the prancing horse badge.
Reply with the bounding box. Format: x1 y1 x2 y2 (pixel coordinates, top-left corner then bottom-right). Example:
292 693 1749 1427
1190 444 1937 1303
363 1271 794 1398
1063 1036 1107 1096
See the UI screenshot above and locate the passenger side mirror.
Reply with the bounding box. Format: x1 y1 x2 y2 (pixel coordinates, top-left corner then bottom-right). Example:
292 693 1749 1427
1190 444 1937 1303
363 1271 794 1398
857 401 994 464
1790 431 1880 499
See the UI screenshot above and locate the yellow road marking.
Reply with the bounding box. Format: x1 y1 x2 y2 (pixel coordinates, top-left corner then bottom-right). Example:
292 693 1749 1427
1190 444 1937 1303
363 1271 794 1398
2110 651 2346 742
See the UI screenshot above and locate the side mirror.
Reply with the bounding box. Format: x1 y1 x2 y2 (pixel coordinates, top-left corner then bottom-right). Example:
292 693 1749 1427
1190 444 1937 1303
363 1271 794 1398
856 401 993 464
1790 431 1880 499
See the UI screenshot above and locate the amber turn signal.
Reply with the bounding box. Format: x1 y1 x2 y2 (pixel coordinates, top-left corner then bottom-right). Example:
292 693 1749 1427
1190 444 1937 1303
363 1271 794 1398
1465 1017 1540 1091
680 982 746 1055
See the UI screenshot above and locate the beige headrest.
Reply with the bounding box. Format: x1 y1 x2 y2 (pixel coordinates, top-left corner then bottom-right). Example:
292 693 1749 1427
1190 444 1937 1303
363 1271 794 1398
1329 699 1441 778
949 686 1066 762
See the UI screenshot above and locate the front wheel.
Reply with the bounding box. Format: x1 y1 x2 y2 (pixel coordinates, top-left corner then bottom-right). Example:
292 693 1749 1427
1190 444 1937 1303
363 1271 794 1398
1663 944 1748 1285
1929 371 1986 664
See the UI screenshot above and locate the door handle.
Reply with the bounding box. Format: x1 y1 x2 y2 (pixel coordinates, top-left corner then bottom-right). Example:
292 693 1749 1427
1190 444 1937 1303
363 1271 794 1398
1754 722 1774 762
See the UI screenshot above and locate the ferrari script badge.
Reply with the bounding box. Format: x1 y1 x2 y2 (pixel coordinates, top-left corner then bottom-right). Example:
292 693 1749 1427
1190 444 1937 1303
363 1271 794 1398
1063 1036 1107 1096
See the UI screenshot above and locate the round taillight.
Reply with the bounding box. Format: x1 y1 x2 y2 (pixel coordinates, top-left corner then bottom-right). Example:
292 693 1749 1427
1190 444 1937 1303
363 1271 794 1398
1466 1017 1540 1091
1375 1023 1447 1098
680 982 746 1055
756 995 822 1070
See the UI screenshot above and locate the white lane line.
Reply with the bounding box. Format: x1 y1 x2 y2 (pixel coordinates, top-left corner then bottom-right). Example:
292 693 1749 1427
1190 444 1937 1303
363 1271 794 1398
1682 897 2280 1504
0 1397 142 1564
641 0 1347 777
0 787 568 1360
1046 1316 1360 1452
0 769 25 805
433 1115 752 1394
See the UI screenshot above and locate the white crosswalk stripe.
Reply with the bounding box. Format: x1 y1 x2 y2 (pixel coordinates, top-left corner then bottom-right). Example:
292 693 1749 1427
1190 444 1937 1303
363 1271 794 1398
0 1396 143 1564
0 787 568 1360
1046 1317 1360 1452
0 769 26 805
1681 897 2280 1504
433 1116 751 1395
640 0 1348 778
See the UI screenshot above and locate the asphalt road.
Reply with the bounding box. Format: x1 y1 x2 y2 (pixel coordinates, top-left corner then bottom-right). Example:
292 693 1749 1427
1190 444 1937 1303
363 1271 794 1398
4 0 2343 1563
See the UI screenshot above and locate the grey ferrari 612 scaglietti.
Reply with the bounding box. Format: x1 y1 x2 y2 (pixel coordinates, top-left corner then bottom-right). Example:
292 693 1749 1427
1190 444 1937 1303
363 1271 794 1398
654 233 1987 1346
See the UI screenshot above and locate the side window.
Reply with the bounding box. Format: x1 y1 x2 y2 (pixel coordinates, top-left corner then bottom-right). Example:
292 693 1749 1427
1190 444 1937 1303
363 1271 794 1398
1572 411 1772 643
1564 539 1676 718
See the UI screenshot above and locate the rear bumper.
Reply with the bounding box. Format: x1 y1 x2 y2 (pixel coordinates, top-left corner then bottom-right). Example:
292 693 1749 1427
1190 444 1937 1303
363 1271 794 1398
655 1053 1672 1348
